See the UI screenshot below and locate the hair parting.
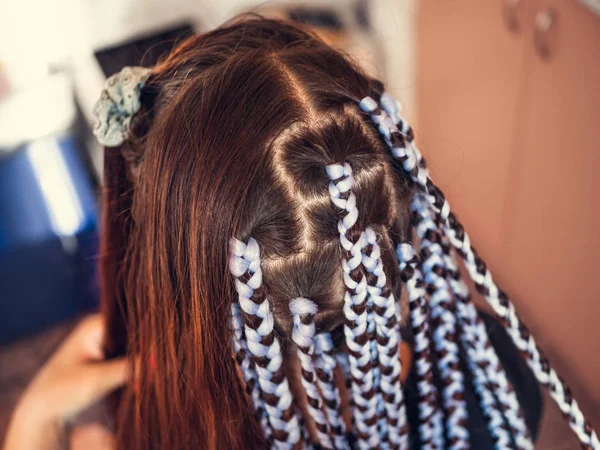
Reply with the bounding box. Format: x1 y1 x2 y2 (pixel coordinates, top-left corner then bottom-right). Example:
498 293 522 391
97 15 598 450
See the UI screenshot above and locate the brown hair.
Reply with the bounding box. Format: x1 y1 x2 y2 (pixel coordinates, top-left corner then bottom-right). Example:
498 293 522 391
100 13 600 450
100 15 410 450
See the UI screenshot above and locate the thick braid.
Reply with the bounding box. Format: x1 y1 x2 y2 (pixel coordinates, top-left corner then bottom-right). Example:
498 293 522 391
413 253 449 450
364 256 385 446
396 242 445 450
231 303 274 444
411 198 470 450
230 238 301 449
314 333 350 450
290 298 335 449
362 93 600 449
439 218 600 449
438 228 532 450
367 294 385 445
362 227 409 450
326 163 381 450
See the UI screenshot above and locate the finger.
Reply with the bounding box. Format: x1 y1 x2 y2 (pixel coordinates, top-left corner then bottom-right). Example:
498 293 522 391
60 315 106 363
78 315 106 361
70 424 115 450
83 358 129 399
61 358 129 418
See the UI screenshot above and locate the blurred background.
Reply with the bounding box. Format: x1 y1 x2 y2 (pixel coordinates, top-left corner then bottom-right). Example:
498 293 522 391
0 0 598 448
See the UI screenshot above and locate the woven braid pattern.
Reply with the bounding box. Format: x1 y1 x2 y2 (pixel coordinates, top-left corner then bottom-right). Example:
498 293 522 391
412 197 470 450
230 238 301 449
290 298 335 449
314 333 350 450
362 227 409 450
438 230 533 450
396 242 445 450
367 289 384 444
362 93 599 449
364 261 384 445
326 163 381 450
231 303 273 444
367 97 516 448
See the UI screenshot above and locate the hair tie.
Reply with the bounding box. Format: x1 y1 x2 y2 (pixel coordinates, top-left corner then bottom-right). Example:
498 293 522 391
92 66 152 147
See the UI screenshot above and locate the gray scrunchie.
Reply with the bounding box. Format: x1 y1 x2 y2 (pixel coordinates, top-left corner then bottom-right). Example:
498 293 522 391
92 66 152 147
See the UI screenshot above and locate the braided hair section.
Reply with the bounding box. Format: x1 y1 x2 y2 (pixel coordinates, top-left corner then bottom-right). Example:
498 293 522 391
313 333 350 450
438 230 532 450
366 283 384 444
362 92 599 449
412 197 470 450
396 242 445 450
362 227 409 450
367 95 521 448
440 211 600 449
231 303 273 444
326 163 381 450
290 298 335 449
230 237 301 449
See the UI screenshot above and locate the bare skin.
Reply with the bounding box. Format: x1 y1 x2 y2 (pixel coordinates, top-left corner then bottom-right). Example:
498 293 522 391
5 315 412 449
3 315 128 450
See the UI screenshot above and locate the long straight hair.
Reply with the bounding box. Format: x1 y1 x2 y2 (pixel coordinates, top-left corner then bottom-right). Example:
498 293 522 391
99 15 408 450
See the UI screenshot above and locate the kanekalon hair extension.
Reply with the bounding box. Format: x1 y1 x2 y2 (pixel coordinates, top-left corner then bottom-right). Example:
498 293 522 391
363 253 384 444
411 197 470 450
362 227 409 450
96 16 599 450
412 200 516 449
396 242 446 450
231 303 274 444
366 287 384 443
436 218 533 450
290 298 335 449
326 162 381 450
362 91 600 449
374 95 533 449
313 333 349 450
229 238 301 449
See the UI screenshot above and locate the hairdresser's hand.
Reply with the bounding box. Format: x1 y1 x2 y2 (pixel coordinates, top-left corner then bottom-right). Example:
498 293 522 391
3 314 128 450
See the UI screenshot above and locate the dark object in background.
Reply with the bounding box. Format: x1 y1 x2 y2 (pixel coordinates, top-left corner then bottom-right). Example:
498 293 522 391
94 23 195 77
403 311 543 449
0 136 98 343
288 7 344 30
0 23 197 345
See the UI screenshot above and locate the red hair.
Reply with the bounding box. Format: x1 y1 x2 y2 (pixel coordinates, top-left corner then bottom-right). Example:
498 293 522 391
99 15 408 450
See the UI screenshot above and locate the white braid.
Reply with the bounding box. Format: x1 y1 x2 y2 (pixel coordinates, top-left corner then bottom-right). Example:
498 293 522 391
412 197 470 450
396 242 445 450
230 237 301 449
364 232 386 448
314 333 350 450
440 223 599 448
439 230 533 450
326 163 381 450
362 93 600 450
367 292 384 445
362 227 409 450
365 265 384 446
290 298 334 449
231 303 273 443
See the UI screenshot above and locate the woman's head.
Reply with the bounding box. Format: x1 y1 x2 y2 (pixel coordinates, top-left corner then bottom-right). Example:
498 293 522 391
99 13 600 450
101 15 411 450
